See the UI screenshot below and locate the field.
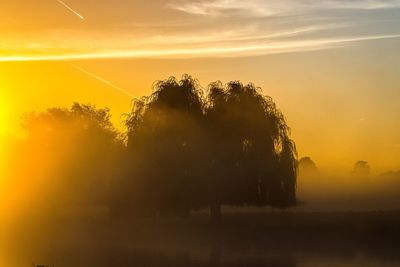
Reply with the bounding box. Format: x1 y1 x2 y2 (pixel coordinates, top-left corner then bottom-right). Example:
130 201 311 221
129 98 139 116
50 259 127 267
2 210 400 267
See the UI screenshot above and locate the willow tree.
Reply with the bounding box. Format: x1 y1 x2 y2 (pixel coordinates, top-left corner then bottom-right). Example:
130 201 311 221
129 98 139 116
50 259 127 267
123 75 297 219
123 75 207 217
206 81 297 220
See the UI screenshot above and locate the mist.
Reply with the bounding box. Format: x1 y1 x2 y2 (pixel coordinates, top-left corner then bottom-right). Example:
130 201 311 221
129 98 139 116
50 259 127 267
0 76 399 267
297 157 400 212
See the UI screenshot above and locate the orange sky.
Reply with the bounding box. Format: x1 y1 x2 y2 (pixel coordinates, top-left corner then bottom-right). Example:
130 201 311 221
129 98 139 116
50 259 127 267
1 0 400 172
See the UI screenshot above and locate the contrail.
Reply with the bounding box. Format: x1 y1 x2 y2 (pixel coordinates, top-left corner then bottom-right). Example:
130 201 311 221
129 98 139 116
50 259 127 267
56 0 85 20
73 65 140 100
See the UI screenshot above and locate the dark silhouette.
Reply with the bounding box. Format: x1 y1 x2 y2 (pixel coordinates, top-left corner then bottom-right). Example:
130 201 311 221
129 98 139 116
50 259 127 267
7 75 297 221
298 157 318 177
352 160 371 177
120 75 207 217
205 80 297 220
121 75 297 220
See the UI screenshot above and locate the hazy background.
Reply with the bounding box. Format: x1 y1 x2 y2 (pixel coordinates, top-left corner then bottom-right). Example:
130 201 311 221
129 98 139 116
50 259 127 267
1 1 400 224
1 2 400 266
1 0 400 173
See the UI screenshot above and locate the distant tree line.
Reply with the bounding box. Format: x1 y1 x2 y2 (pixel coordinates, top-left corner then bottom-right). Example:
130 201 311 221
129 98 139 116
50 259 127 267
11 75 297 221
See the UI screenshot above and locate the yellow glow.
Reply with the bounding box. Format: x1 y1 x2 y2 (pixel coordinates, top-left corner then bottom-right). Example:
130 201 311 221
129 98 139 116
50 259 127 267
0 90 8 134
0 0 399 193
0 88 9 179
1 2 400 266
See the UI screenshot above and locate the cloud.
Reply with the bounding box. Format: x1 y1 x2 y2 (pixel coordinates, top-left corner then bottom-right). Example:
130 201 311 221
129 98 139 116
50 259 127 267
1 0 399 61
167 0 400 16
1 34 399 61
0 22 348 55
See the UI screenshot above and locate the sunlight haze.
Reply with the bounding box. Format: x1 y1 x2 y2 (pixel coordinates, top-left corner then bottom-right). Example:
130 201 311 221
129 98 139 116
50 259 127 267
1 0 400 170
1 2 400 267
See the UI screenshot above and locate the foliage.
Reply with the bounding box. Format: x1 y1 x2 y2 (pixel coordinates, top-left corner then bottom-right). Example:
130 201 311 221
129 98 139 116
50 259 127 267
17 103 122 208
122 75 297 217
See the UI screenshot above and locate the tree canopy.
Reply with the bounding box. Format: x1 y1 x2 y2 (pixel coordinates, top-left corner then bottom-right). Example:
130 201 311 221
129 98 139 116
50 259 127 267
121 75 297 218
7 76 297 220
10 103 122 209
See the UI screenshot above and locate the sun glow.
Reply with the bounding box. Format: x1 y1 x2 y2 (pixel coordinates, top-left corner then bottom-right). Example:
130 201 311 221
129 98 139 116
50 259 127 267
0 101 8 135
0 88 11 181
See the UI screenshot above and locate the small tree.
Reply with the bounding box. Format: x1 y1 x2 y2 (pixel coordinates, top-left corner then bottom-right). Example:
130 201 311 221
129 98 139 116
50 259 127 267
298 157 318 177
353 160 371 177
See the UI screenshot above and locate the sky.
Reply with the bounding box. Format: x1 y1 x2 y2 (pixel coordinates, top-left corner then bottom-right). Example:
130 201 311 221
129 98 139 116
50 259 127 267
0 0 400 171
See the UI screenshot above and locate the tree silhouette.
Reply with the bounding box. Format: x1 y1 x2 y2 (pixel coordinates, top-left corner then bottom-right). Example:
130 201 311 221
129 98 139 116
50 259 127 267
298 157 318 177
122 75 207 217
352 160 370 177
17 103 122 209
9 76 297 220
206 81 297 219
122 75 297 220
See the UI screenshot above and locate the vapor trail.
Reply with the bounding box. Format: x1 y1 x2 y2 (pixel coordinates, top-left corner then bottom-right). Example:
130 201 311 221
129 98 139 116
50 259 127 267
73 65 140 100
56 0 85 20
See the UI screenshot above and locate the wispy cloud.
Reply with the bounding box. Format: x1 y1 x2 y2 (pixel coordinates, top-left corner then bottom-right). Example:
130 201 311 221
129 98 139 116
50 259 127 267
167 0 400 16
140 24 345 46
56 0 85 20
0 22 347 56
1 0 399 61
1 34 399 61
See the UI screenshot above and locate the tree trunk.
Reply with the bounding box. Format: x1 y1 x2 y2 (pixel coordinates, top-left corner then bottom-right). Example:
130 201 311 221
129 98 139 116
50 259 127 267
210 202 221 224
